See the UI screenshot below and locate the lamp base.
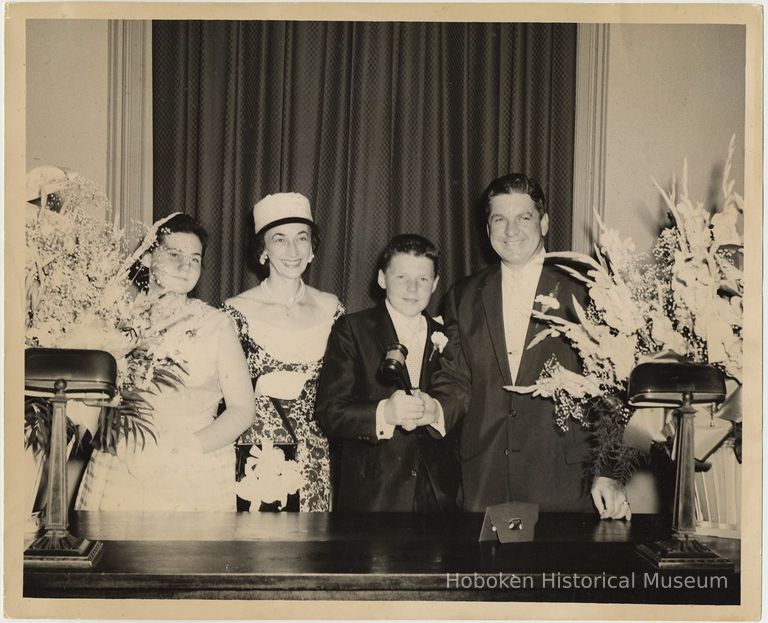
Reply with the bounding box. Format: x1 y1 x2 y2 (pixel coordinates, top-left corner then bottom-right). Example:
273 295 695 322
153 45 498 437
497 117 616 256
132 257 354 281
24 531 103 568
637 535 734 571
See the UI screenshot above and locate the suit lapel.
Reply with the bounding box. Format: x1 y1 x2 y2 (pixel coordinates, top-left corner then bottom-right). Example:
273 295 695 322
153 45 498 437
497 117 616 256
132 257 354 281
480 264 513 386
516 263 558 386
420 314 438 390
373 304 400 356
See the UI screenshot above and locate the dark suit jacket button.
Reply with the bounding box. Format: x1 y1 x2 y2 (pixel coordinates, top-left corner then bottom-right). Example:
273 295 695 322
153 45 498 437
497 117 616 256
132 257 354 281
410 470 418 478
508 409 517 418
504 449 510 456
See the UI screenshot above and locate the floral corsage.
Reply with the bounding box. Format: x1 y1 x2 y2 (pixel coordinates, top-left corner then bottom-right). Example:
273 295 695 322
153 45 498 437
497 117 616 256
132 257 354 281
235 440 305 510
429 316 449 360
534 283 561 314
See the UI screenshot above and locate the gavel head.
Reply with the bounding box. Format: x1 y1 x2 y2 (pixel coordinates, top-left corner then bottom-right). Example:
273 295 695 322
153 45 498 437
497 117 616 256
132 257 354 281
381 342 408 376
380 343 412 392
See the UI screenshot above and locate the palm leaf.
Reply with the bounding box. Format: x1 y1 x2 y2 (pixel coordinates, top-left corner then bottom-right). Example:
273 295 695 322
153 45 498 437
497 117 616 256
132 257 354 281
582 395 645 485
91 394 157 454
544 251 602 271
592 242 609 271
149 362 188 391
554 263 595 285
24 397 82 457
25 355 176 458
526 328 558 350
151 372 184 390
531 309 569 327
570 295 592 329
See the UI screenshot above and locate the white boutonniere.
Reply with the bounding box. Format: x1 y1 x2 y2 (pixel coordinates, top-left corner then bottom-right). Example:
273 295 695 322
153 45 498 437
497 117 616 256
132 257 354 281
534 283 561 314
430 330 448 355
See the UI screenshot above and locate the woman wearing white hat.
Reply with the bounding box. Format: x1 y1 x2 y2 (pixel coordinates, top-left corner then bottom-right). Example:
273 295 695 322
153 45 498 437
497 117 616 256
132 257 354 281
224 193 343 512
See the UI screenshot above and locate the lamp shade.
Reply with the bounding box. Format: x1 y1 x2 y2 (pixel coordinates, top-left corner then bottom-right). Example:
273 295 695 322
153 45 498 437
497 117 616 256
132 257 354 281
627 362 726 408
25 348 118 399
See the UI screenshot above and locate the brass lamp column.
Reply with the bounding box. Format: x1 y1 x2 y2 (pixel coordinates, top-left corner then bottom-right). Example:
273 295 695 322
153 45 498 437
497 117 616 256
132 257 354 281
628 361 734 570
672 392 697 536
24 348 116 568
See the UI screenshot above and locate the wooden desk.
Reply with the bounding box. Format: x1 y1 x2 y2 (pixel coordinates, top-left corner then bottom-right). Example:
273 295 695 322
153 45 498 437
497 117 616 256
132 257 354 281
24 512 740 602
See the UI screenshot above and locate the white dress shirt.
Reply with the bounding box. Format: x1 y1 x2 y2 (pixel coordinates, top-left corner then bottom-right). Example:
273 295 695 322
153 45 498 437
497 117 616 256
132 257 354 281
500 248 545 383
385 300 427 389
375 301 445 439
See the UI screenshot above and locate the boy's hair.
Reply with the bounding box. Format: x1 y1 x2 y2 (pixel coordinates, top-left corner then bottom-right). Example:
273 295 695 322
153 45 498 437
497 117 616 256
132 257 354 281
378 233 439 275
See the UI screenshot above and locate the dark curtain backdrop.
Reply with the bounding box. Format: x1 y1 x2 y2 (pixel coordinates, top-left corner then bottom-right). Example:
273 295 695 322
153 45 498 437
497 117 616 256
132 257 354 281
153 21 576 312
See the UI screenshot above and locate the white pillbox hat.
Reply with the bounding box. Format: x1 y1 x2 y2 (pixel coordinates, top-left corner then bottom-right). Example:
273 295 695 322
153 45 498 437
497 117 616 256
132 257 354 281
253 192 314 236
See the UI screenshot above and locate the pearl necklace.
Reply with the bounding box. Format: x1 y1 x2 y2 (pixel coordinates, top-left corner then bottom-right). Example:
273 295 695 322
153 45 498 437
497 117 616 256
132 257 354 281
261 278 306 307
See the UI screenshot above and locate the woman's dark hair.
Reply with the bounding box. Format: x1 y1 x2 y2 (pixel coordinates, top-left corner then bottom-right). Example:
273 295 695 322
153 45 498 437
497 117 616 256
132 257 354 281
250 221 320 279
478 173 547 221
157 213 209 253
128 213 208 292
378 233 439 275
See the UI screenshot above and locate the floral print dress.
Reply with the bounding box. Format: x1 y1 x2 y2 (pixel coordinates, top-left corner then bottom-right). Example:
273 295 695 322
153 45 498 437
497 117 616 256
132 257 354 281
223 301 343 512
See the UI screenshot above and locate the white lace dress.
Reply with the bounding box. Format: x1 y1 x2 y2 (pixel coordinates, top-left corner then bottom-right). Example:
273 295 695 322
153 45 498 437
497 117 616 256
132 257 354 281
75 301 239 512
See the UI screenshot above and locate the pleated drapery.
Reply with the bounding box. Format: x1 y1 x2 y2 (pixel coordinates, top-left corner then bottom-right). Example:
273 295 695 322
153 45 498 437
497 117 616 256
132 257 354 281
153 21 577 312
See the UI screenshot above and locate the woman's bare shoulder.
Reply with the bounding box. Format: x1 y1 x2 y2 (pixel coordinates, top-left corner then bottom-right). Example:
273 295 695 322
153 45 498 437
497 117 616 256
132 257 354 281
225 289 275 330
225 286 265 309
306 287 340 311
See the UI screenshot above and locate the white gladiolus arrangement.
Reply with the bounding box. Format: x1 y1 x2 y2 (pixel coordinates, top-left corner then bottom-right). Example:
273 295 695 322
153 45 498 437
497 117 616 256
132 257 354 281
24 173 189 456
506 137 744 482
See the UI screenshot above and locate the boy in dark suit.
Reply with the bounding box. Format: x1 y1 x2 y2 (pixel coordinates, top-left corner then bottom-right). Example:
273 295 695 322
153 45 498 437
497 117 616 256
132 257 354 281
316 234 460 512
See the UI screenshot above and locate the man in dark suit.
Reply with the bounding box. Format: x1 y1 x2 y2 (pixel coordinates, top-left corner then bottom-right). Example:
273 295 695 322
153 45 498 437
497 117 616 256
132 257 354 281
421 174 630 518
316 234 460 512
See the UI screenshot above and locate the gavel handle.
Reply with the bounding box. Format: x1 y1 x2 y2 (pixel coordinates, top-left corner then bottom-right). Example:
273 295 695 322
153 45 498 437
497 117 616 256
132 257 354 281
399 368 413 396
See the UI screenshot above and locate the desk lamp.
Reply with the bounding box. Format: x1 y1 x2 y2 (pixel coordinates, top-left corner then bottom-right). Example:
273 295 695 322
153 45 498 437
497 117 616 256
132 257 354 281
627 361 734 570
24 348 117 568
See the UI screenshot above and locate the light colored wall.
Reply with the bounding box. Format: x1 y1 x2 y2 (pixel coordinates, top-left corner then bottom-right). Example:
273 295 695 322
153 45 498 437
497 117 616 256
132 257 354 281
603 24 745 253
27 20 110 194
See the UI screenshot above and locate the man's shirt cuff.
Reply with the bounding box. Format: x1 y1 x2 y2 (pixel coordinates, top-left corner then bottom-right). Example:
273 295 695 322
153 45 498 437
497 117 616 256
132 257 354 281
375 400 396 440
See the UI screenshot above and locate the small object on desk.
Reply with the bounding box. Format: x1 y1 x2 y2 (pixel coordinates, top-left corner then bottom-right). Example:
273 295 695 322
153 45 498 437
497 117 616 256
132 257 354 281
479 502 538 543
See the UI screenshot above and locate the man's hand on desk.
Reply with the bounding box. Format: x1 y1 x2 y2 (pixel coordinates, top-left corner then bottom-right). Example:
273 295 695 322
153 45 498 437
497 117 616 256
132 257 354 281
591 476 631 520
